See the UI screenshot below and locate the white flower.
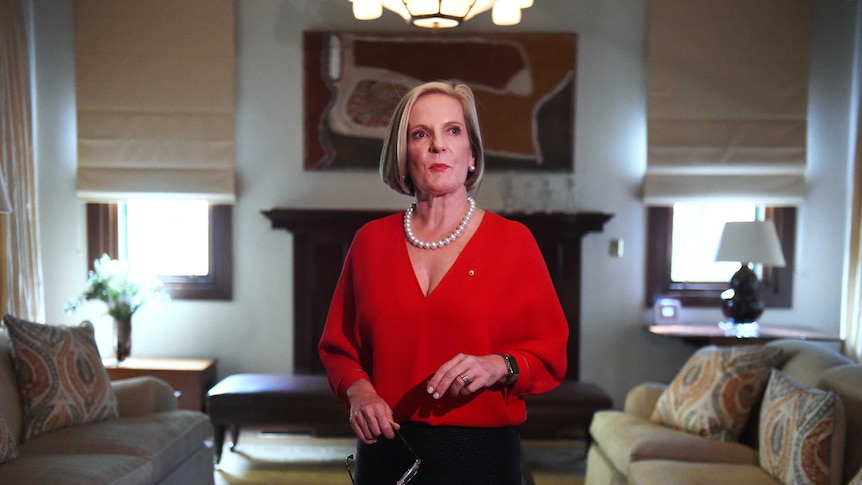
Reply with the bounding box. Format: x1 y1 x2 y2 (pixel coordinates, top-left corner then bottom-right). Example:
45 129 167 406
65 254 166 320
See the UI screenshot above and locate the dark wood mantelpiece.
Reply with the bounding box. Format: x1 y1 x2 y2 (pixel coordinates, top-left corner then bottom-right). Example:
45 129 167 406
263 209 613 380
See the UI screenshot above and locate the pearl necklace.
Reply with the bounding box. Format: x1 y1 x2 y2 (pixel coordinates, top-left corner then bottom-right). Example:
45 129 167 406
403 197 476 250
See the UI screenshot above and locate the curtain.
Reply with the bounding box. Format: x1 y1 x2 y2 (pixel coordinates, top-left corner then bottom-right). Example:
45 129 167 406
844 2 862 363
644 0 812 205
0 0 43 321
74 0 236 203
847 131 862 362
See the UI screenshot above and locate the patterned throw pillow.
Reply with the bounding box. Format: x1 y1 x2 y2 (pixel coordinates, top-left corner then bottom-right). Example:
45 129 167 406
1 314 119 441
650 344 783 442
0 413 18 464
758 369 837 485
849 467 862 485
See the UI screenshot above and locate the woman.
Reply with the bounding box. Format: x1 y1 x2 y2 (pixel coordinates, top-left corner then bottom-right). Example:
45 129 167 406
319 80 568 484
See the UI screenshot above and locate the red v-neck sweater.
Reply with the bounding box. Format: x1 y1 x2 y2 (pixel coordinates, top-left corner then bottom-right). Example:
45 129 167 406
319 211 568 428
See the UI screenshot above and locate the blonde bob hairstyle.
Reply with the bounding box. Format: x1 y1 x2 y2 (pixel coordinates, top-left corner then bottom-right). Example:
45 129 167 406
380 81 485 196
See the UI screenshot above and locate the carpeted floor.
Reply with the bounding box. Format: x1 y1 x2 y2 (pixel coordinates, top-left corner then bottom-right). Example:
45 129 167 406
214 428 585 485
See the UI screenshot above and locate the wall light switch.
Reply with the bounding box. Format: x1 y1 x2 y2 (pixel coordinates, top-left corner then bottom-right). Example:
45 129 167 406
609 238 624 258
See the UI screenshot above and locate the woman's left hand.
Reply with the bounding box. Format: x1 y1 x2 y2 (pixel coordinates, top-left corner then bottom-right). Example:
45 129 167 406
426 353 508 399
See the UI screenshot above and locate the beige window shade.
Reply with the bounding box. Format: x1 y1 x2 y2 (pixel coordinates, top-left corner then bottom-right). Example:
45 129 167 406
75 0 236 203
644 0 811 205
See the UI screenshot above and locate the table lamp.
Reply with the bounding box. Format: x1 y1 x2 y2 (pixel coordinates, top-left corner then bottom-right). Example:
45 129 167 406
715 220 786 334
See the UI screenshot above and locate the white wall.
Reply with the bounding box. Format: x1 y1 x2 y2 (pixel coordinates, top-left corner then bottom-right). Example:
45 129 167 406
29 0 856 405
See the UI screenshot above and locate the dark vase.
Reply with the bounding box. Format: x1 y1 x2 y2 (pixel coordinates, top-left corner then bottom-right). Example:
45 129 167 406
720 265 765 324
113 316 132 362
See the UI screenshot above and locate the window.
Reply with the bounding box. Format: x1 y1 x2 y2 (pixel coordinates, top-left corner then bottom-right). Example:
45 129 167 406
670 203 761 283
87 201 232 300
645 204 795 308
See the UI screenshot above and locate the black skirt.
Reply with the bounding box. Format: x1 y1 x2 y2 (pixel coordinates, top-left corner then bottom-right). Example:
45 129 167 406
352 422 522 485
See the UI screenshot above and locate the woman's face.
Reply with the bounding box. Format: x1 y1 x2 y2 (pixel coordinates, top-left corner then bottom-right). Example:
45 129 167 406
405 93 475 199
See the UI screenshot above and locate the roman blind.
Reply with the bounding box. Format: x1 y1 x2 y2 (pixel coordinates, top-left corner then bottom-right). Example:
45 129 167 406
74 0 236 203
644 0 811 205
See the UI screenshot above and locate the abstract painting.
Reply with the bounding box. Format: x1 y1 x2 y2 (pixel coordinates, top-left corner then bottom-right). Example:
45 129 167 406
304 31 577 172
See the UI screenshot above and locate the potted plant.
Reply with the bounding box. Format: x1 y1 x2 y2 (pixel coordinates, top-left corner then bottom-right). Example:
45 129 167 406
65 254 164 362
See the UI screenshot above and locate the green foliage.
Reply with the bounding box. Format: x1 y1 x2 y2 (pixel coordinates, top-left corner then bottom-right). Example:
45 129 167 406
65 254 164 320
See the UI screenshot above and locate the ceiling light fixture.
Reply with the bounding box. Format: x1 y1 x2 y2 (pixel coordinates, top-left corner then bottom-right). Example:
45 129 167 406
350 0 534 29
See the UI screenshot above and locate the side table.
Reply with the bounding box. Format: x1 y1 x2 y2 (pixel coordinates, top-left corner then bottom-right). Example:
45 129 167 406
103 357 218 412
646 323 843 347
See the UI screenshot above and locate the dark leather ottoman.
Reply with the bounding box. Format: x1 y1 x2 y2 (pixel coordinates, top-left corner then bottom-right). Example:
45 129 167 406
522 380 613 445
207 374 613 464
206 373 350 464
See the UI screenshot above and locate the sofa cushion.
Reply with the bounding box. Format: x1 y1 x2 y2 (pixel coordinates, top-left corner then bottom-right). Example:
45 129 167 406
817 365 862 484
624 382 668 419
768 340 853 388
590 409 758 473
1 315 119 441
759 369 842 485
18 410 213 481
651 344 783 442
628 460 780 485
0 452 152 485
0 413 18 464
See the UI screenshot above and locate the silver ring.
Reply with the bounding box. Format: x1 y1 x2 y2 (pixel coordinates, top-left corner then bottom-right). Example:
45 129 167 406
461 374 471 385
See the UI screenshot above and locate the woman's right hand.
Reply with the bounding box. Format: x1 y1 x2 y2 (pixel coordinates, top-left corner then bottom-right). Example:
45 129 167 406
346 379 400 444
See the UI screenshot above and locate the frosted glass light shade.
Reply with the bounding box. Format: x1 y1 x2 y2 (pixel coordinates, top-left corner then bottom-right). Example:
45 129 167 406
492 0 521 25
715 221 786 267
354 0 529 29
352 0 383 20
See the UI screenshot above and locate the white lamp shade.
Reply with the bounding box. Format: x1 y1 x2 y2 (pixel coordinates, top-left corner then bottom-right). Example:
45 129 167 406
715 220 786 267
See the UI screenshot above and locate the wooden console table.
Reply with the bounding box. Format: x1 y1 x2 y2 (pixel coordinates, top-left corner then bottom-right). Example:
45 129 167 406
647 323 842 347
103 357 218 411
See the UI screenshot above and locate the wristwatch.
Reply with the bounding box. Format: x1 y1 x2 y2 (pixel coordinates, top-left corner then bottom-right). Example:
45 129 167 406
498 353 520 385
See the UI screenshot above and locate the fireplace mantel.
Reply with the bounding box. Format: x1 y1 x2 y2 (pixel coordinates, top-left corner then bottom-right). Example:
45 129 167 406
263 208 612 380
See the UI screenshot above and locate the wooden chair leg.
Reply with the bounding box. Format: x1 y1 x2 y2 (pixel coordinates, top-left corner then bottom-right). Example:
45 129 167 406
213 424 226 465
229 424 241 450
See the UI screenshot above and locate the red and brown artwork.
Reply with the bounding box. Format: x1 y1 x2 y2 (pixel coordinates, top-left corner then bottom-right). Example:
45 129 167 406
303 31 576 172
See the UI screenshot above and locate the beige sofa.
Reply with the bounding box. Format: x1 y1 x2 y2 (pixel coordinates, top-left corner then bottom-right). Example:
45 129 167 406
586 339 862 485
0 329 215 485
